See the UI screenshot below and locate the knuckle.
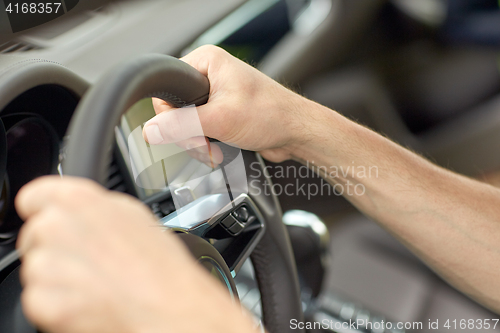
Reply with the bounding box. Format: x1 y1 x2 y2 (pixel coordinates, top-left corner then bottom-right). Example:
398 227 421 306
196 45 229 64
16 223 31 251
20 250 57 286
54 179 102 207
18 207 68 250
198 44 224 56
36 208 66 234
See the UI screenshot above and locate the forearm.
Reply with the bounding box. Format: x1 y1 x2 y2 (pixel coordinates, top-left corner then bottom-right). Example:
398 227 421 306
291 100 500 312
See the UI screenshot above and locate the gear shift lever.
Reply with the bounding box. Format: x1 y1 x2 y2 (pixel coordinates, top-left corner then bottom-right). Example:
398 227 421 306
283 210 330 298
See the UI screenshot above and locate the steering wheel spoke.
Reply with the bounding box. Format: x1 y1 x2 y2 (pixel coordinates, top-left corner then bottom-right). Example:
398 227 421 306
161 193 266 275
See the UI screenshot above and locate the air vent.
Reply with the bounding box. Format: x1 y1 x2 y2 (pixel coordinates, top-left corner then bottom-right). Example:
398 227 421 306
106 156 129 193
0 41 42 54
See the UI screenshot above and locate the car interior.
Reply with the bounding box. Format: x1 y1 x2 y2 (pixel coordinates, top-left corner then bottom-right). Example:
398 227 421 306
0 0 499 332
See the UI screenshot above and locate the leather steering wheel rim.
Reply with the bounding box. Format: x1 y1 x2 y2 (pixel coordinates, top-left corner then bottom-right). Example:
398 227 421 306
63 54 304 333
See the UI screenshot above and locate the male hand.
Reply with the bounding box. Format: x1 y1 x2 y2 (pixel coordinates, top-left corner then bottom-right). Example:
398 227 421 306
16 176 258 333
142 45 315 163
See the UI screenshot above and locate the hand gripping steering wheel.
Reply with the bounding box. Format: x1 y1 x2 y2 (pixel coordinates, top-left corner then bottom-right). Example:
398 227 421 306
62 54 304 333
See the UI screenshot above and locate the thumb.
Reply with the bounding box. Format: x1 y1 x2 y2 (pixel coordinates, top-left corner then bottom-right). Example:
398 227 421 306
142 106 205 145
142 104 222 145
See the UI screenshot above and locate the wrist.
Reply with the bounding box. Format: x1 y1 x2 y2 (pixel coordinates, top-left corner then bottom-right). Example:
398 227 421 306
285 97 347 163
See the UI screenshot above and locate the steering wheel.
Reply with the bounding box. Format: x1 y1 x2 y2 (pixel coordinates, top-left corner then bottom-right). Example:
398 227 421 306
0 54 303 333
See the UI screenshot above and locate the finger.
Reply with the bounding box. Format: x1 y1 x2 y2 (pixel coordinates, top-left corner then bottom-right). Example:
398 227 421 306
16 206 75 255
15 176 64 220
22 284 81 333
145 98 177 143
175 136 209 151
143 105 225 145
20 248 57 286
142 105 206 145
176 137 224 164
152 97 173 115
176 137 223 167
20 248 87 288
15 176 103 220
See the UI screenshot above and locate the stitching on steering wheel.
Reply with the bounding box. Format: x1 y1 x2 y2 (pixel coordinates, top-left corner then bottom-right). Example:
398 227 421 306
144 91 187 107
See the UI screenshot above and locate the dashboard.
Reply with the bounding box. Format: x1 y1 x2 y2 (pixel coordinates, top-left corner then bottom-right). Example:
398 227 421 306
0 83 81 243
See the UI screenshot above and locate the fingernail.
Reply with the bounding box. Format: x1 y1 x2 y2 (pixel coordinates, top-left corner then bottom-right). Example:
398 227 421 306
144 124 164 144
